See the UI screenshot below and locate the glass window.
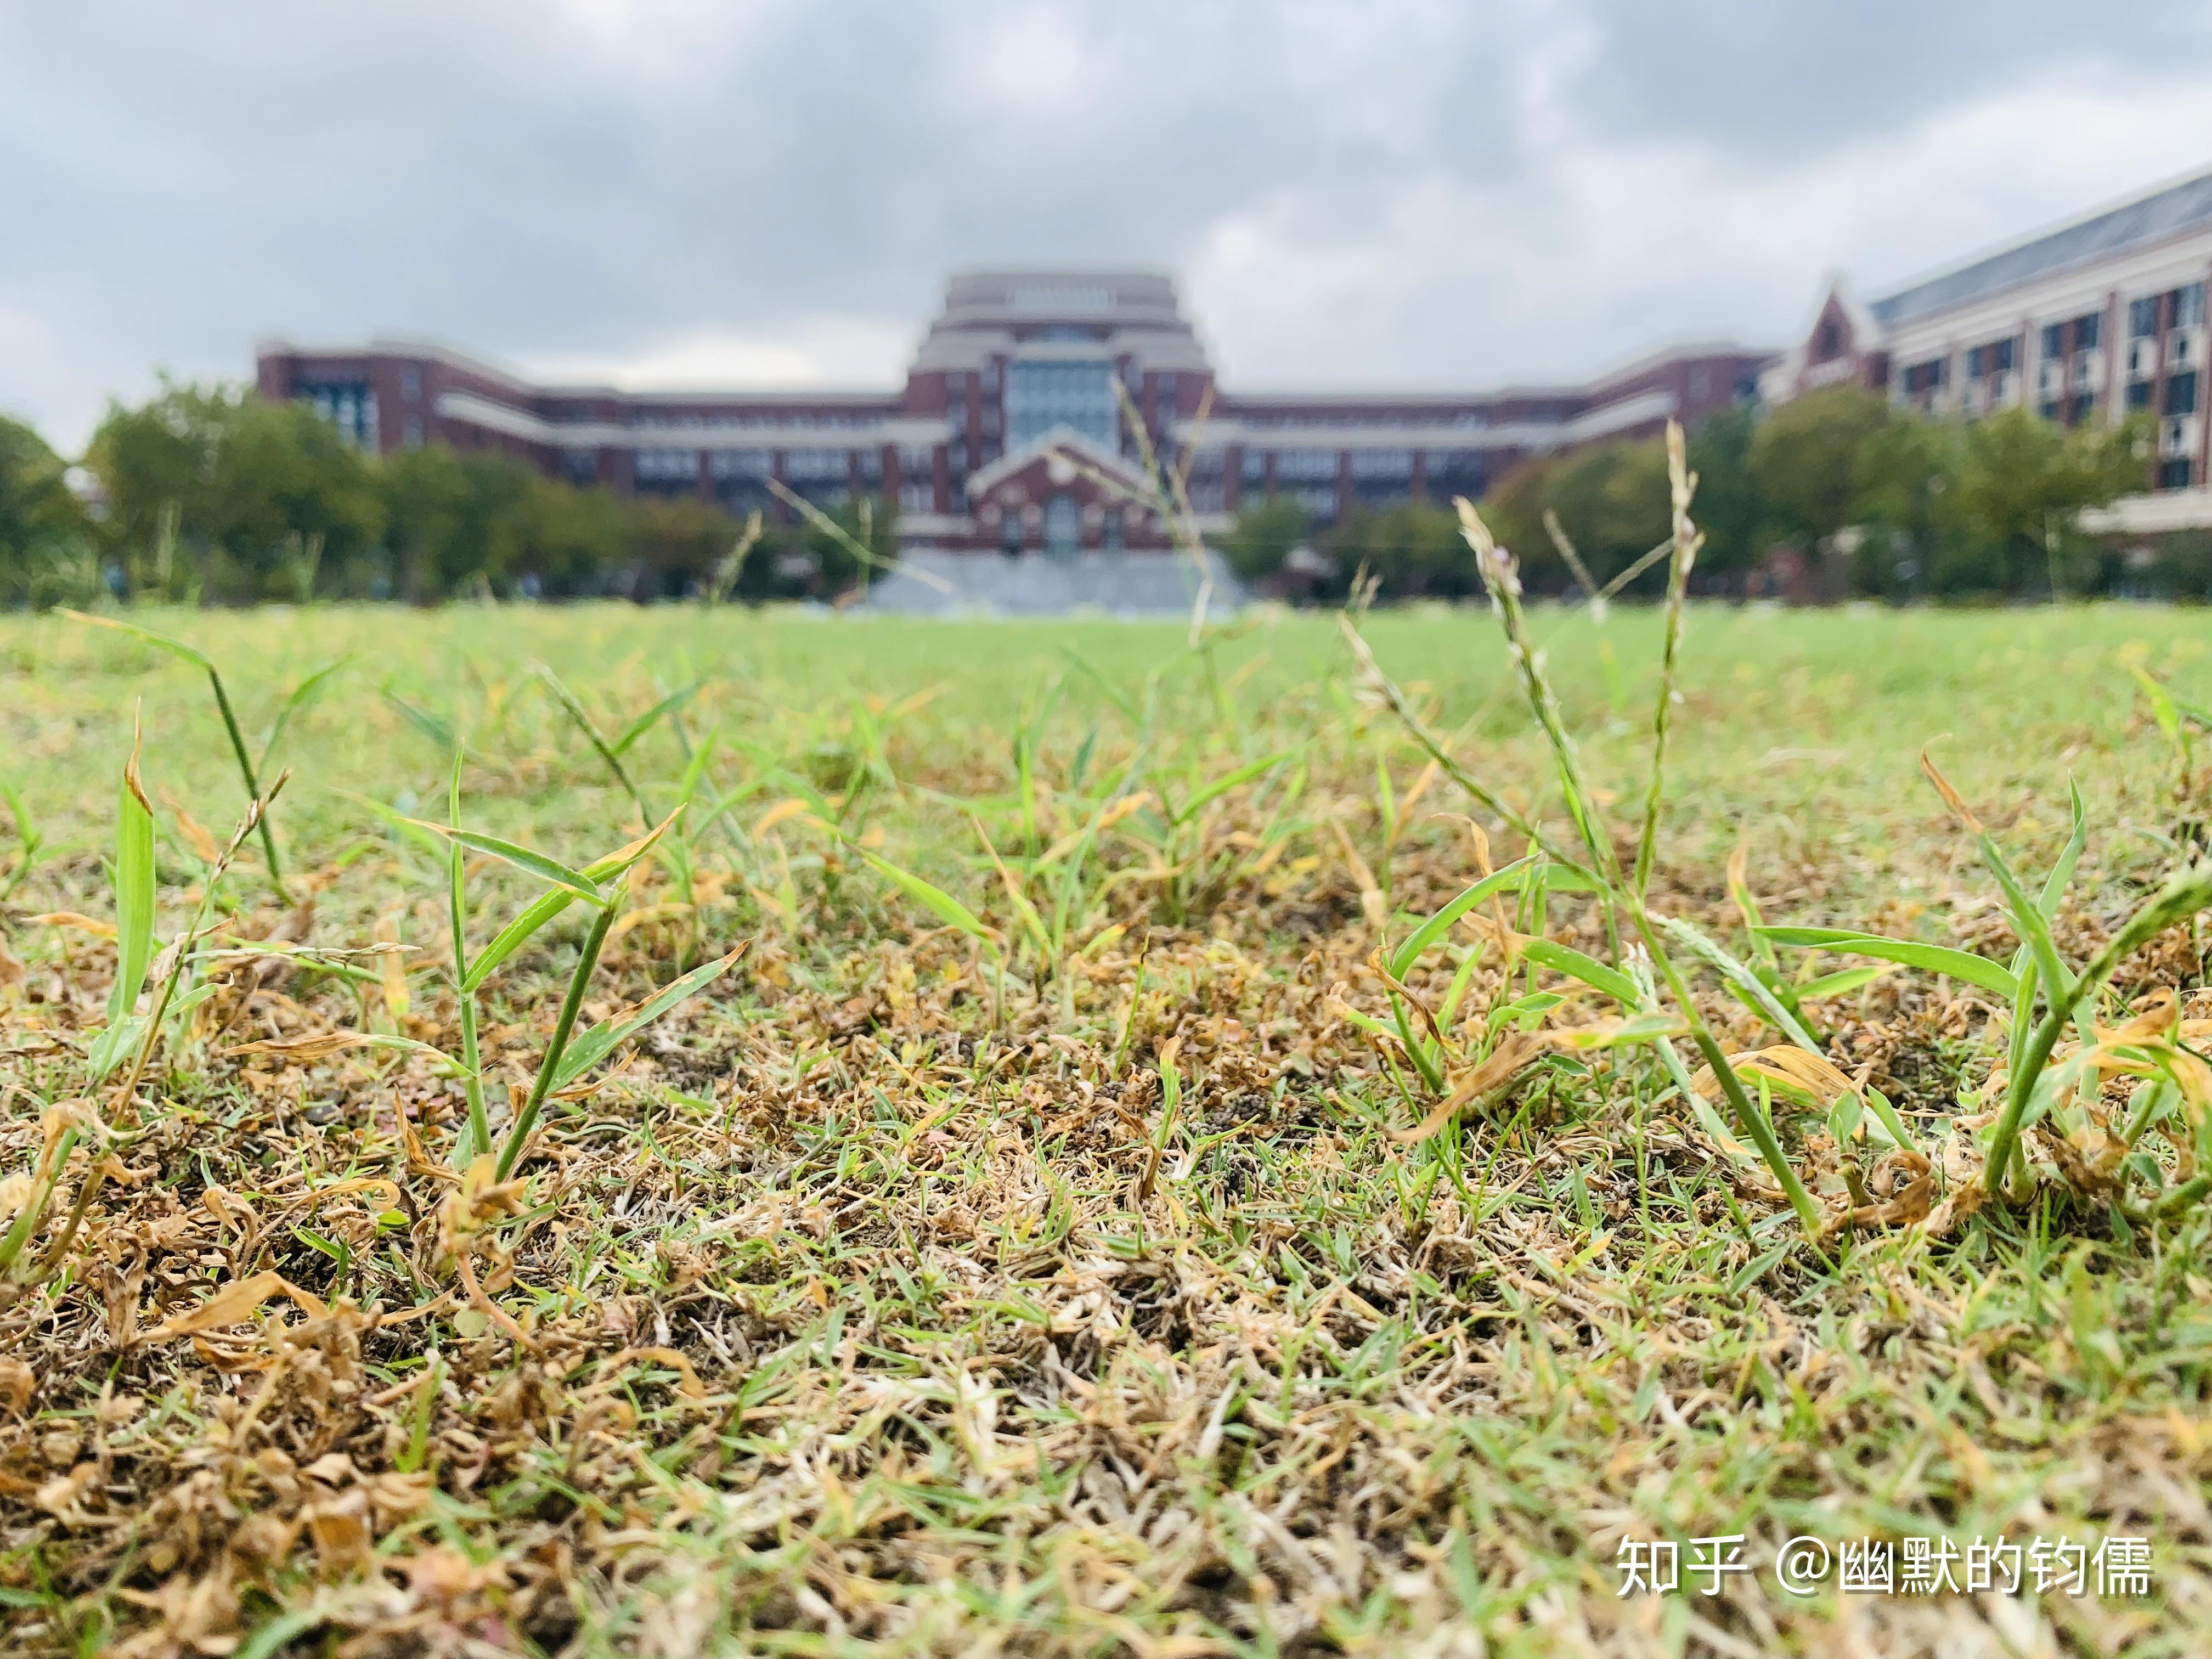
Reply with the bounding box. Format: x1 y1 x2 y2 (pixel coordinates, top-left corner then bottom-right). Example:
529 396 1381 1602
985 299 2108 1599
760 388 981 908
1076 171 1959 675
708 449 771 479
2130 296 2160 338
1005 358 1118 451
2165 371 2199 416
1350 449 1413 479
635 448 698 481
2040 324 2063 360
1276 448 1338 482
1043 494 1079 556
2128 380 2154 410
2074 312 2101 351
2177 284 2208 330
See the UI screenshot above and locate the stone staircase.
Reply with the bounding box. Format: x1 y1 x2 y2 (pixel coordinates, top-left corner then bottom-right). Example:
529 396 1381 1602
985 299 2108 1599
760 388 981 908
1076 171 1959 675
861 549 1245 618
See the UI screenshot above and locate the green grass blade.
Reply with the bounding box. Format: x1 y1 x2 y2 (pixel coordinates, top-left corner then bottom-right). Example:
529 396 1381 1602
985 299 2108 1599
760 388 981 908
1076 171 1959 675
612 679 706 758
1520 939 1644 1009
537 661 644 809
458 820 679 994
1987 862 2212 1194
382 687 456 752
259 656 353 774
851 843 998 952
1757 927 2019 999
1385 855 1534 980
59 608 213 672
1796 965 1891 999
106 750 157 1024
410 824 603 903
2038 778 2088 921
335 788 454 862
550 941 751 1093
1661 915 1821 1053
88 737 158 1080
462 888 583 994
1172 749 1293 825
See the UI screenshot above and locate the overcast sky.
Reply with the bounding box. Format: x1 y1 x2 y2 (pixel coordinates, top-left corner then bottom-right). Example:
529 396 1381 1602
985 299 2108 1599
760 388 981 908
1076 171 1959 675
7 1 2212 451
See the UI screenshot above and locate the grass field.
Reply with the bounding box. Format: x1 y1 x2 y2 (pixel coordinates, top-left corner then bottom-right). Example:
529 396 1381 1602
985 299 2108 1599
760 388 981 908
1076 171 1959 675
4 591 2212 1657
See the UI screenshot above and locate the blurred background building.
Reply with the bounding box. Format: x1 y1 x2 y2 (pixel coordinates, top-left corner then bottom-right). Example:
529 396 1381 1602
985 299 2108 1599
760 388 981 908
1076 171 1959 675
1764 164 2212 529
256 272 1767 556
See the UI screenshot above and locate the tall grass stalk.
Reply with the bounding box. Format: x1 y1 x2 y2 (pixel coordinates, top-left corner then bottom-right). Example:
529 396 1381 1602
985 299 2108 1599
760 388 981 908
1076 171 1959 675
1634 426 1700 899
496 901 617 1181
1449 444 1826 1238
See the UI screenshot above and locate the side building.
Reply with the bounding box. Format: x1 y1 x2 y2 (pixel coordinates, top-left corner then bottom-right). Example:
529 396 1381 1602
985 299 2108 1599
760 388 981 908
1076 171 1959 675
257 271 1768 558
1763 165 2212 533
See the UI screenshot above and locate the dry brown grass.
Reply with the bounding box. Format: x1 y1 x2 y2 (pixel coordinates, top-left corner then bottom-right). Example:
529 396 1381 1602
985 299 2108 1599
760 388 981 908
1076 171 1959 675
1 595 2210 1657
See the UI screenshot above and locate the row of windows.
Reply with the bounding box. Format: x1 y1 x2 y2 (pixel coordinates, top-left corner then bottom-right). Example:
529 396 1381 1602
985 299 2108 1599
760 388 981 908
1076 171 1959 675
2126 370 2200 416
2039 312 2103 359
2129 283 2206 338
1236 446 1491 481
625 412 879 432
297 382 378 448
1963 338 2016 379
2038 394 2101 425
1005 358 1119 452
643 447 890 482
1237 411 1496 430
1918 287 2204 388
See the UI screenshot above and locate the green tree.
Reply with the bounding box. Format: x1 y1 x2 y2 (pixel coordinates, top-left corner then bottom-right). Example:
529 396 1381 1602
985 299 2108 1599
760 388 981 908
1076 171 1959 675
0 416 86 557
87 381 383 599
84 378 234 594
1846 414 1960 598
1748 384 1895 552
0 415 100 608
1684 407 1764 583
1475 454 1559 576
630 494 744 600
1327 500 1466 597
380 445 537 600
1219 494 1309 584
204 397 383 599
1950 408 2147 596
515 476 633 597
1480 439 1667 594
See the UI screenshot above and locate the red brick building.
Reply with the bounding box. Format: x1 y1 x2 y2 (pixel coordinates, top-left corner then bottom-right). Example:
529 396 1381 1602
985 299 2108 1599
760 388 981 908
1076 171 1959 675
1763 165 2212 532
258 270 1770 554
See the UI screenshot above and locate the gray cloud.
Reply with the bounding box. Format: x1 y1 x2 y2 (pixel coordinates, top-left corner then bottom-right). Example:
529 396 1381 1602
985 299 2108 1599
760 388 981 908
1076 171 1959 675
4 1 2210 449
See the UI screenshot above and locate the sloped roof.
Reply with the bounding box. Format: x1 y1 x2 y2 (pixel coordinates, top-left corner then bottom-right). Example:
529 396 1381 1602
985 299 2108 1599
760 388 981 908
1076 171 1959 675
963 426 1156 501
1870 167 2212 328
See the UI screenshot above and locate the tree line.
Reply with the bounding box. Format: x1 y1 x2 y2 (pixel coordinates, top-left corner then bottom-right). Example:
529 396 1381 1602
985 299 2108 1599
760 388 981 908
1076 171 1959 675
1221 387 2207 602
0 379 893 608
3 377 2202 608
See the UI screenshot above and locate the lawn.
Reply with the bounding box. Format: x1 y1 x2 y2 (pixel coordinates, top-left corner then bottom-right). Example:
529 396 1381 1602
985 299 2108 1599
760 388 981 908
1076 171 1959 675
2 595 2211 1657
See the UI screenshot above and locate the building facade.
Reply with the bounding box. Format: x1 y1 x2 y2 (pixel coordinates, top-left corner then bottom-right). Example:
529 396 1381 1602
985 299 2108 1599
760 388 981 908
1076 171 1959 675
257 272 1768 555
1763 166 2212 532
